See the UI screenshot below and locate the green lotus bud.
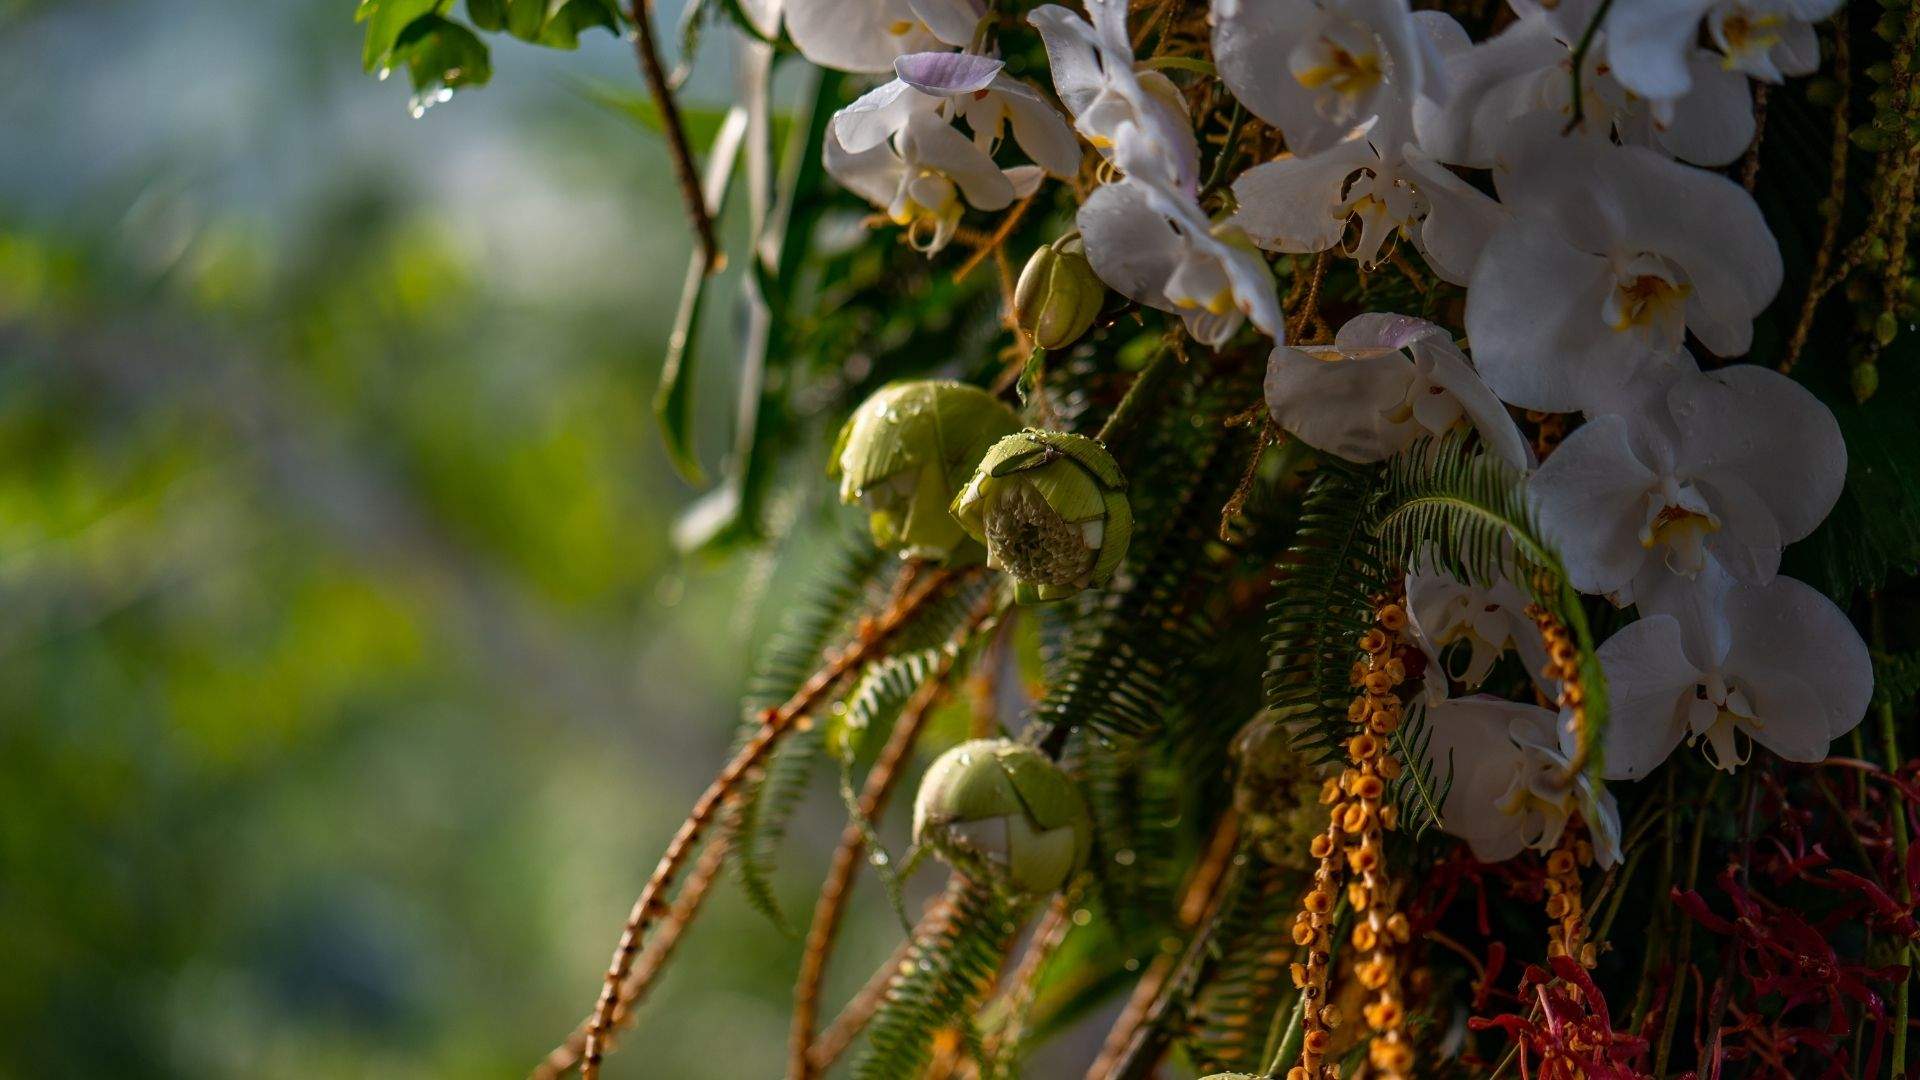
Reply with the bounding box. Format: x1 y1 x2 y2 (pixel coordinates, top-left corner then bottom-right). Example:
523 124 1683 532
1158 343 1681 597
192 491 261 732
829 381 1021 560
1014 236 1105 351
912 738 1092 896
949 430 1132 603
1231 715 1333 871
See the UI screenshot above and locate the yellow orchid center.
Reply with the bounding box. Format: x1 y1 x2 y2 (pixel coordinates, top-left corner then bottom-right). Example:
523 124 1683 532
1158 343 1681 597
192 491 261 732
1294 43 1382 99
1717 11 1786 68
1605 272 1690 332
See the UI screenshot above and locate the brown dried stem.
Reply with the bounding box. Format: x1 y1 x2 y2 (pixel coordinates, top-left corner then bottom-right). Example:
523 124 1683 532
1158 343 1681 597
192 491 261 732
625 0 721 274
1088 810 1243 1080
788 589 1009 1079
809 934 920 1072
576 565 973 1078
531 835 732 1079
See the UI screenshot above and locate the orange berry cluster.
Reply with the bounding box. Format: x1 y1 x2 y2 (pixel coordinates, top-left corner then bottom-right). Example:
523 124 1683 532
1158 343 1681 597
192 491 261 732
1288 599 1415 1080
1525 602 1588 774
1526 602 1598 968
1545 825 1600 969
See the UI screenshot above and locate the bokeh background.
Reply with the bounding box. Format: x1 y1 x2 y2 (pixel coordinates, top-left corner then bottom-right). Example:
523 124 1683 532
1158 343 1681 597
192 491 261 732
0 1 912 1074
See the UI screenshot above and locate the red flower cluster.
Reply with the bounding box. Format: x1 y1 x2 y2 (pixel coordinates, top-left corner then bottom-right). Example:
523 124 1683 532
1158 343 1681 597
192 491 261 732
1469 956 1650 1079
1673 866 1905 1077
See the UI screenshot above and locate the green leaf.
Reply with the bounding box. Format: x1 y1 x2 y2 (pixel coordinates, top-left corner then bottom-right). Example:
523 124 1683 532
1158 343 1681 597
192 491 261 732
357 0 447 72
466 0 507 30
505 0 545 38
541 0 621 47
393 15 493 97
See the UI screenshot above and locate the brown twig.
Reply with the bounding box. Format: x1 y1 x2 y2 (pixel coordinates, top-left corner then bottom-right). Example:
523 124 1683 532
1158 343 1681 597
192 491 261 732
788 590 1008 1079
809 934 921 1071
1785 17 1854 372
531 835 732 1079
1286 252 1334 343
1740 82 1770 193
979 894 1077 1068
576 566 972 1079
953 194 1038 285
1087 811 1243 1080
626 0 721 274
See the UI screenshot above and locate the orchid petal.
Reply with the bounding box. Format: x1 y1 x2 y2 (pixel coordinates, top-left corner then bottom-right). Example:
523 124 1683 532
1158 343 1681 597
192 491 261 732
1232 139 1377 255
1529 415 1660 596
1597 614 1702 780
893 52 1002 96
1670 364 1846 546
1722 576 1873 746
787 0 941 74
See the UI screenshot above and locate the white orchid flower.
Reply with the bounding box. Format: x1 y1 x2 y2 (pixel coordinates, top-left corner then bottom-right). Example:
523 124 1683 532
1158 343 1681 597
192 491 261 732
1529 362 1845 606
1599 575 1871 778
1263 313 1528 467
1029 0 1201 193
1424 695 1623 868
1231 133 1508 278
785 0 984 74
1211 0 1444 157
838 54 1083 176
1602 0 1839 101
1407 563 1551 693
1079 174 1284 347
825 55 1076 254
1414 10 1756 169
1463 136 1781 413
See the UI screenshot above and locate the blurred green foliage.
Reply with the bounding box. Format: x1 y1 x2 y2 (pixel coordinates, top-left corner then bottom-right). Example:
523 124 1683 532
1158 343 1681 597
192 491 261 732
0 2 902 1076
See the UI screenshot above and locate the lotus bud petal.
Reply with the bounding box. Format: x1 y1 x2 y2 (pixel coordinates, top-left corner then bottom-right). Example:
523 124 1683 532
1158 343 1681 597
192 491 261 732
912 738 1092 896
948 429 1131 602
1014 236 1105 351
829 380 1021 560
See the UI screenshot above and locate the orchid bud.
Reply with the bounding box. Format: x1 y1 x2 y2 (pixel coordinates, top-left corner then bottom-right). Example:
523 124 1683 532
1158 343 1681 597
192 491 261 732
949 430 1131 603
1014 236 1104 351
829 381 1021 560
1853 361 1880 403
912 738 1092 896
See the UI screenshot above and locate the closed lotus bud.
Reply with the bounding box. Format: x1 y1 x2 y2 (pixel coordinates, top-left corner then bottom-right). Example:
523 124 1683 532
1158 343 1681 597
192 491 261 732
829 381 1020 560
912 738 1092 896
949 429 1131 603
1014 236 1104 350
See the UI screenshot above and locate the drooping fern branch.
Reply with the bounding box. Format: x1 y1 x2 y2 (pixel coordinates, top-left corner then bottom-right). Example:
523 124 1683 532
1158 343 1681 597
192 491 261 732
1374 433 1611 775
1185 858 1298 1074
851 875 1019 1080
1264 456 1456 835
1031 360 1253 941
725 537 887 933
1265 459 1389 766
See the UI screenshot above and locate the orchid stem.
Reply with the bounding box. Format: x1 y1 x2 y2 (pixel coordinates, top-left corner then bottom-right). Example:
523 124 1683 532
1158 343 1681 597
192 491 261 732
1095 342 1178 448
1563 0 1615 137
1874 595 1911 1079
1655 769 1722 1078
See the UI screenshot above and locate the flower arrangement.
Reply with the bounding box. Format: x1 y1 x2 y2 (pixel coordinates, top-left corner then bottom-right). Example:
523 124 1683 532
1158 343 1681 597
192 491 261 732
360 0 1918 1075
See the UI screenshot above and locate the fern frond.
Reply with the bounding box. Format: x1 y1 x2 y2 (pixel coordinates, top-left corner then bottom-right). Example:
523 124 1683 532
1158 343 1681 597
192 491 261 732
725 537 887 932
1264 459 1388 767
1374 434 1610 773
1032 360 1254 936
1388 697 1451 839
852 877 1019 1080
1185 858 1299 1074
